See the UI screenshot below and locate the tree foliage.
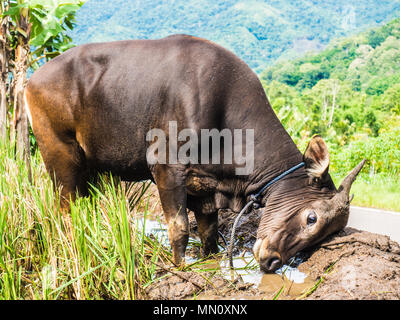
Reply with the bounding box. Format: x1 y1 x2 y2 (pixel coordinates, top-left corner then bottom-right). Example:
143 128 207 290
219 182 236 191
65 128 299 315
261 18 400 177
4 0 83 68
0 0 84 162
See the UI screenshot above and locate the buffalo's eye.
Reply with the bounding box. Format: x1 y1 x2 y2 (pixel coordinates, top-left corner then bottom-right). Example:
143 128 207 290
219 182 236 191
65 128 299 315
307 211 318 225
312 177 319 184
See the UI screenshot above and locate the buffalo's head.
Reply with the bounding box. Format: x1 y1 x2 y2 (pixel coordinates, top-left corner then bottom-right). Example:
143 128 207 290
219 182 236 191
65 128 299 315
253 135 365 273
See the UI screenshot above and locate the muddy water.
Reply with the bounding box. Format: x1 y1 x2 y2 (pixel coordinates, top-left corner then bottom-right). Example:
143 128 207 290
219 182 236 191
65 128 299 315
258 270 314 298
140 217 314 299
218 253 314 298
139 217 169 244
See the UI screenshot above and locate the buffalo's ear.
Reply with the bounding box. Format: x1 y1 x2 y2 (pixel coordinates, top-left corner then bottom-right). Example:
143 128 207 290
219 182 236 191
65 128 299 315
303 135 330 179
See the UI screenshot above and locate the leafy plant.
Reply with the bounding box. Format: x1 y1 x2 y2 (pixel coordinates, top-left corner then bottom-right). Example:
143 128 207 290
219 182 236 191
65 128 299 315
3 0 84 68
0 0 84 172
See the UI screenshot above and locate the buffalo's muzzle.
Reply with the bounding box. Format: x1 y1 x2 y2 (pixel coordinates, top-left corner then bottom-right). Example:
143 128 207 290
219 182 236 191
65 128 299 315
260 252 282 273
253 238 283 273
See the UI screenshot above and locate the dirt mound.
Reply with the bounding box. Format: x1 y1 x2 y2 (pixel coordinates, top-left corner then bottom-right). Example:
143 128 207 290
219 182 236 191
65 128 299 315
299 227 400 300
145 269 257 300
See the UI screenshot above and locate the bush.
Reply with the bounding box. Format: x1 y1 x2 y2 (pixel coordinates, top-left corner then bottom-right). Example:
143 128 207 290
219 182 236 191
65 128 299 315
331 127 400 176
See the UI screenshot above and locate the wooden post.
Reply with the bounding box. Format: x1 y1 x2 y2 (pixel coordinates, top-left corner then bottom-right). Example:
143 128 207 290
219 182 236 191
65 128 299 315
12 6 32 180
0 1 10 141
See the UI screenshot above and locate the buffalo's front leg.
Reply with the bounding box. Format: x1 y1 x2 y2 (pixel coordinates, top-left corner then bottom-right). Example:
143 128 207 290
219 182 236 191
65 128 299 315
151 164 189 266
194 210 219 257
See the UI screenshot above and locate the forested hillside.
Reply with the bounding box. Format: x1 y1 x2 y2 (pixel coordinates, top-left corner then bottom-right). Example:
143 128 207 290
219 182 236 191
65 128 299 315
70 0 400 72
260 18 400 210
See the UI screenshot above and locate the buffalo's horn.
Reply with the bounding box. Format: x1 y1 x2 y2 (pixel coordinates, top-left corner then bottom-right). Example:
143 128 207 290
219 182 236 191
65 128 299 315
338 159 366 195
333 159 366 207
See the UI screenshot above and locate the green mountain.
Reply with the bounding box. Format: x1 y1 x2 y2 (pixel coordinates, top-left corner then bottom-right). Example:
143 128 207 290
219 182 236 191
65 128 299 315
260 18 400 184
70 0 400 72
261 18 400 94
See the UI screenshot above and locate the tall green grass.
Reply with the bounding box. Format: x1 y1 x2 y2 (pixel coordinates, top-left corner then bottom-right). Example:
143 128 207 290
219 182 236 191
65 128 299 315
0 139 170 299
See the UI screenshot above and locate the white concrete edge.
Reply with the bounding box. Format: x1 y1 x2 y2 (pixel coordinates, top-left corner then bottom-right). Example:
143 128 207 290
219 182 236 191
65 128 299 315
350 205 400 216
348 206 400 243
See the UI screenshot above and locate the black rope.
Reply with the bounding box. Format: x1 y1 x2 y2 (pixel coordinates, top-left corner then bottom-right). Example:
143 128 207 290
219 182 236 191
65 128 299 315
227 162 305 269
253 162 306 199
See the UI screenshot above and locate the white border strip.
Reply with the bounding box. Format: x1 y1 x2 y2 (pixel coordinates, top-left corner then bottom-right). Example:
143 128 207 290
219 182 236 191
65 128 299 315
348 206 400 243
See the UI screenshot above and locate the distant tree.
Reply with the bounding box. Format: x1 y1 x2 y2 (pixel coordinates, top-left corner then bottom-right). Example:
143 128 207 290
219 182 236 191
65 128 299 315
364 110 380 136
367 29 386 49
351 79 361 91
382 83 400 114
275 62 302 86
366 77 389 95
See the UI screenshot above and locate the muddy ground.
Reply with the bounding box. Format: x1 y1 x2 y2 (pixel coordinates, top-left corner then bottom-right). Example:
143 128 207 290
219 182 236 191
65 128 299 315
142 184 400 300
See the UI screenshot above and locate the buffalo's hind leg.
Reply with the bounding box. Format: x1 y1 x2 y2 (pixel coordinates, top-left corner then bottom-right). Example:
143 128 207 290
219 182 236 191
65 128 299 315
35 127 89 210
151 164 189 266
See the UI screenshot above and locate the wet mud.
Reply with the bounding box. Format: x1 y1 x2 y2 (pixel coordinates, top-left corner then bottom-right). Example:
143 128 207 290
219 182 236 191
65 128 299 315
299 227 400 299
141 184 400 300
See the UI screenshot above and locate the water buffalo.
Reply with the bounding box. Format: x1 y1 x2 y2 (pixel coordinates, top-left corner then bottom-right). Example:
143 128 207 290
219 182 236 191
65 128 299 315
24 34 364 272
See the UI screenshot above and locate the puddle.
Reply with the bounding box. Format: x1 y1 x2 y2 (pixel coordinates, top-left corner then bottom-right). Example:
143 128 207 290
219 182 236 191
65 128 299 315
139 216 169 244
219 252 313 298
139 216 314 299
258 273 315 298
